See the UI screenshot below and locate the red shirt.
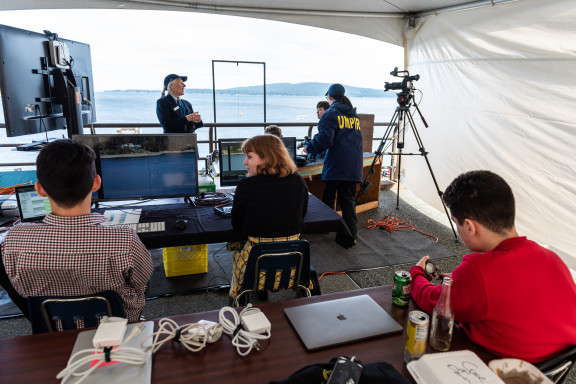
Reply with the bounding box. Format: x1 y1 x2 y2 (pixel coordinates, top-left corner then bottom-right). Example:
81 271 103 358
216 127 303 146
410 237 576 363
1 213 153 322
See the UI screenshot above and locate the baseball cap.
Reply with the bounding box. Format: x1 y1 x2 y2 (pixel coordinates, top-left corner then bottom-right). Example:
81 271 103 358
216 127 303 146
164 74 188 88
325 83 345 98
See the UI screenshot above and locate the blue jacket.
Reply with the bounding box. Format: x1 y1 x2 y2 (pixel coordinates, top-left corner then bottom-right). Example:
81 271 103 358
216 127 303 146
305 101 363 182
156 95 204 133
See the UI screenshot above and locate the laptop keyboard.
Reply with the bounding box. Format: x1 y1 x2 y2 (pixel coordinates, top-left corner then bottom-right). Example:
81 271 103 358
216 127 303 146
122 221 166 233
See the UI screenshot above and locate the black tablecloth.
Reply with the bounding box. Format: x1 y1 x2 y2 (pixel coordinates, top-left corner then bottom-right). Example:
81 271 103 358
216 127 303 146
95 194 346 249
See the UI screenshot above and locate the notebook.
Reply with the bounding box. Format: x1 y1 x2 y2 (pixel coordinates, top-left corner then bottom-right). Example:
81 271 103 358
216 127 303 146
14 185 52 222
284 294 403 351
65 321 154 384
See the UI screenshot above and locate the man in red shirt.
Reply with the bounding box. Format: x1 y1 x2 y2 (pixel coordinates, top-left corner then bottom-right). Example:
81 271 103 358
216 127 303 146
410 170 576 363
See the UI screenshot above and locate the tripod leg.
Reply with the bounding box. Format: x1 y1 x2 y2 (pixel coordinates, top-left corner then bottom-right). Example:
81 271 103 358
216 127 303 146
404 112 459 242
355 108 400 202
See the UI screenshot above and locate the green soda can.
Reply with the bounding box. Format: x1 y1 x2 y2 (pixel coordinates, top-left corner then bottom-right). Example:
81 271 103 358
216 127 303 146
392 270 411 306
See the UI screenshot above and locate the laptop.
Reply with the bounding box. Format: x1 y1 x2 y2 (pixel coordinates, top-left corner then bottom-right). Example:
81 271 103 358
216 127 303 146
14 185 52 222
284 294 403 351
66 321 153 383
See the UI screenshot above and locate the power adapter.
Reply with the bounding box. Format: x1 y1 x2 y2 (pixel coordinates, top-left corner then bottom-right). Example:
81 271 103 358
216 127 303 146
92 316 128 348
241 310 271 334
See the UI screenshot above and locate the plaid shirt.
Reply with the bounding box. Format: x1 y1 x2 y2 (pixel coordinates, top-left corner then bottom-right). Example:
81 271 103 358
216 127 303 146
1 213 153 321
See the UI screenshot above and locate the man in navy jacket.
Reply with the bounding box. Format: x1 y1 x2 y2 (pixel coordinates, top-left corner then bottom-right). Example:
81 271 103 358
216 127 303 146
305 84 363 248
156 74 204 133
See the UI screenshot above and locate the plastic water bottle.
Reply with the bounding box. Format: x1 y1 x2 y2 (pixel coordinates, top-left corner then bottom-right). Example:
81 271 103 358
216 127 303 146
429 277 454 351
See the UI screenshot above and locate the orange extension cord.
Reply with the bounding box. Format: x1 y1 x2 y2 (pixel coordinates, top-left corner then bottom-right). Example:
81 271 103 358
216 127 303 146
0 181 33 195
319 215 438 281
367 215 438 243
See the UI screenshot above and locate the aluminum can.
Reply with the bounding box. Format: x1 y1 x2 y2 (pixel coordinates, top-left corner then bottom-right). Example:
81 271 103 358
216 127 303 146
392 270 411 306
404 310 429 363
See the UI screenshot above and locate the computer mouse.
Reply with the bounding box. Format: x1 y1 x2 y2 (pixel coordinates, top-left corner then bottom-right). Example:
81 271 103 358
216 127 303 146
175 219 187 230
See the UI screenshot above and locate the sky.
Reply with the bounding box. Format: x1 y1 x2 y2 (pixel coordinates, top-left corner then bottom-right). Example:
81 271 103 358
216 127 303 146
0 9 403 92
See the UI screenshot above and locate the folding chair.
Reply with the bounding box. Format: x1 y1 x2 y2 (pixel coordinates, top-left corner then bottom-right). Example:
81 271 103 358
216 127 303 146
234 239 320 307
28 290 126 334
536 346 576 383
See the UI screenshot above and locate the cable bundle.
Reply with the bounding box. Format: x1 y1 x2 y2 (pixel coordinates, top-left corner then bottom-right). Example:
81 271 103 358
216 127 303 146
219 304 271 357
56 322 148 384
367 215 438 242
140 318 222 354
194 192 232 206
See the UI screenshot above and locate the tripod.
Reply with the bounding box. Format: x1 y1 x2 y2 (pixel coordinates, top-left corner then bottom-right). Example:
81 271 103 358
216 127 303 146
356 92 459 242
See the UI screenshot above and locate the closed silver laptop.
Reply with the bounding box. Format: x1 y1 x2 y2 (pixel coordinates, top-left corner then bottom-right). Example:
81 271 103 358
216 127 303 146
284 294 403 351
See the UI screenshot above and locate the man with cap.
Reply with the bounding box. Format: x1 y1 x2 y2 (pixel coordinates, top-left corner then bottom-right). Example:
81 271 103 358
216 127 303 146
156 74 203 133
304 84 363 248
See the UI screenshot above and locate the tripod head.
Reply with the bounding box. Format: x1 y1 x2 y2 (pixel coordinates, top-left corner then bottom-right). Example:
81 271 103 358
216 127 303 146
384 67 420 108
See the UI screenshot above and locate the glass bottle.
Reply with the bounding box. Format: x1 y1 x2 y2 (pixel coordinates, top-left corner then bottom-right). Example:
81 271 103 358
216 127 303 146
429 277 454 351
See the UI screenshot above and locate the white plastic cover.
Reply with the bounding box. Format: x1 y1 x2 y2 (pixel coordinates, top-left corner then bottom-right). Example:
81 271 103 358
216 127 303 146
403 0 576 266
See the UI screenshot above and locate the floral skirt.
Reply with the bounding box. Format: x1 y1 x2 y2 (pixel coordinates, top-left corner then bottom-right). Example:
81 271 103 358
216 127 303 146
229 234 300 298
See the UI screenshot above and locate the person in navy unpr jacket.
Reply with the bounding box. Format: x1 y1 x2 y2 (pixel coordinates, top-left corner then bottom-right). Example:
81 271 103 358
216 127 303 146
156 74 204 133
304 83 363 248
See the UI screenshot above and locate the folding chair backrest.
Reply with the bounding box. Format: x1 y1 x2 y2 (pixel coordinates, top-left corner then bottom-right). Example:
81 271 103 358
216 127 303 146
241 240 311 294
28 290 126 334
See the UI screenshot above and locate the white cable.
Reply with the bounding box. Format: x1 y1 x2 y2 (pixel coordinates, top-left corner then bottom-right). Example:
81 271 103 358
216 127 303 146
56 322 148 384
219 304 271 357
140 318 223 354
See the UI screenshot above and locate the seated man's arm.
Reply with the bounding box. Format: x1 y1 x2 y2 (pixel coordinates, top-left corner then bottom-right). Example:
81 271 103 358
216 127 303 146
410 255 487 322
126 235 153 291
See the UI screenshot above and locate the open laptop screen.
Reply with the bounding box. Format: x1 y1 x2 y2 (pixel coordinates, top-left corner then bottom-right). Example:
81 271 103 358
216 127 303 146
15 185 52 222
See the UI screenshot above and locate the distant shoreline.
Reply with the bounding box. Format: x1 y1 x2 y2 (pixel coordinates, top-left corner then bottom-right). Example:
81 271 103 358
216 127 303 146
100 82 395 98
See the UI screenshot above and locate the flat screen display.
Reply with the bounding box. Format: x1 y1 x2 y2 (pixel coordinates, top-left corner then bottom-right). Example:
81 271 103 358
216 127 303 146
218 137 297 187
0 24 96 137
73 134 198 201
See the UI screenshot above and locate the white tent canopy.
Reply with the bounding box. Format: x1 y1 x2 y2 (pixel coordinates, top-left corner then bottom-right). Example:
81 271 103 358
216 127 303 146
2 0 575 265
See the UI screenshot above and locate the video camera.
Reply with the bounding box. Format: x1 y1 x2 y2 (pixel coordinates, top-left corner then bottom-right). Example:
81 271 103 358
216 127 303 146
384 67 420 106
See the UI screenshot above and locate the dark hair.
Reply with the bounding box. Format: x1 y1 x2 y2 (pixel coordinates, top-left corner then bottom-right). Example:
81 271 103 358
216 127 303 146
241 135 296 177
316 101 330 111
264 125 282 137
443 170 515 234
337 95 354 108
36 139 97 208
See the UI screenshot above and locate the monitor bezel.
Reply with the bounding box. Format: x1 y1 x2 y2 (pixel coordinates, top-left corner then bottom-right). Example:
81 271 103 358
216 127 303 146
73 133 199 202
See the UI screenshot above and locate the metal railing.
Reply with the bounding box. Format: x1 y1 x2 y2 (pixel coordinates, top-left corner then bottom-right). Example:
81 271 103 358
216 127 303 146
0 122 396 171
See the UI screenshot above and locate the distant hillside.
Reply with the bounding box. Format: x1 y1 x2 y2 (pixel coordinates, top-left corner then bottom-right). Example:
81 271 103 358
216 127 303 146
111 82 394 98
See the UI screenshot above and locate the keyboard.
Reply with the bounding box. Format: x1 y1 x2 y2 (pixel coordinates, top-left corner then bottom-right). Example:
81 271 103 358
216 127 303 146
122 221 166 233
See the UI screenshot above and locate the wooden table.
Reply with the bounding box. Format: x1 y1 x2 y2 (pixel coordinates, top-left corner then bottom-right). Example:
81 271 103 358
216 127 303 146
0 286 495 383
297 152 382 214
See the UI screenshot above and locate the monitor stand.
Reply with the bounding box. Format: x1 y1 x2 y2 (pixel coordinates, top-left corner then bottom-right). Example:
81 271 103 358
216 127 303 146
16 138 58 151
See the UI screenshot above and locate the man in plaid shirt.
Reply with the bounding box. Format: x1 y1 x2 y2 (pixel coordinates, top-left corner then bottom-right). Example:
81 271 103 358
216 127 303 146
1 140 153 322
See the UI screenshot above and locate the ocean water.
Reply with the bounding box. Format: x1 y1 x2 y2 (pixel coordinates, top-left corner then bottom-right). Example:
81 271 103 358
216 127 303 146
0 91 399 167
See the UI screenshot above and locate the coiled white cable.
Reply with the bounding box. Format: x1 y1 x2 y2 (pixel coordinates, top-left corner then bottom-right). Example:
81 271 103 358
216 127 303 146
140 318 223 354
56 322 148 384
219 304 271 357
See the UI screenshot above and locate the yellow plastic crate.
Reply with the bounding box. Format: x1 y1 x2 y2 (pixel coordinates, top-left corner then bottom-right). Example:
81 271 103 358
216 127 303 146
162 244 208 277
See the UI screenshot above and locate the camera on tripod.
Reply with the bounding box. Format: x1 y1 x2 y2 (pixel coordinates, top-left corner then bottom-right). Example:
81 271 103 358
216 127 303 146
384 67 420 106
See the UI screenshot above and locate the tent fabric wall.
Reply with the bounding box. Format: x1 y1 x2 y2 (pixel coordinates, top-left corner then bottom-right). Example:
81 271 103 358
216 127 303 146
403 0 576 266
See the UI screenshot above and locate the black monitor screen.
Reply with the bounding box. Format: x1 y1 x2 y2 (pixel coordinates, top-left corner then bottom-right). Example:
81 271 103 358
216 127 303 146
218 139 247 187
0 24 96 137
218 137 297 187
73 134 198 201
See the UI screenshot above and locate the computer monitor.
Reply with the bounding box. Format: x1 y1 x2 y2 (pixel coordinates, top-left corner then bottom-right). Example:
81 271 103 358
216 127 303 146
218 138 247 187
73 134 198 202
218 137 297 187
0 24 96 138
